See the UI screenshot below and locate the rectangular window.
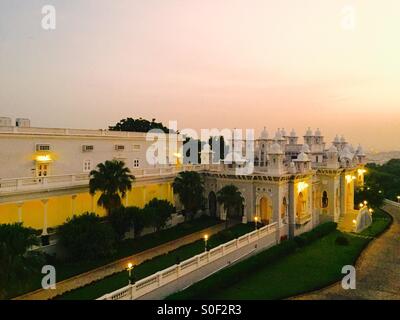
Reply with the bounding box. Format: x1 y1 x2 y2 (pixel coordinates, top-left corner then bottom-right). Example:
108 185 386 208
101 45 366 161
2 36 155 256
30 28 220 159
133 159 140 167
82 145 94 152
115 145 125 151
83 160 92 172
36 144 51 151
133 144 141 151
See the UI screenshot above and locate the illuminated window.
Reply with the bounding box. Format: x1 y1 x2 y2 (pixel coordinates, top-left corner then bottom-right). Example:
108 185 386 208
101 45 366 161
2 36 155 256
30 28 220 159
83 160 91 172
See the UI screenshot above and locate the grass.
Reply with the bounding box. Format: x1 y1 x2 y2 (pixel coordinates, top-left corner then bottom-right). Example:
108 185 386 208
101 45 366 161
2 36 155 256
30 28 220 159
55 223 254 300
168 209 391 300
7 215 220 299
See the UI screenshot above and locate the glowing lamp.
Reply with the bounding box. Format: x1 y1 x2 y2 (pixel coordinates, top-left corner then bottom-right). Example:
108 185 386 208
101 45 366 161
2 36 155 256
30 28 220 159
345 175 353 184
359 203 364 208
127 263 133 270
297 182 309 193
357 169 367 175
36 155 51 162
352 219 357 224
204 234 208 241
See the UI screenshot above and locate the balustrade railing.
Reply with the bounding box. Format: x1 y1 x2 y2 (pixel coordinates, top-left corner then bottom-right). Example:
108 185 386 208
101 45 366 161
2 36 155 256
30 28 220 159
98 222 278 301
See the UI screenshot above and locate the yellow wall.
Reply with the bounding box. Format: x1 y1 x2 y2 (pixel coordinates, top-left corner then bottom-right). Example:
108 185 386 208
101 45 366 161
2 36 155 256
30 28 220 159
0 182 174 230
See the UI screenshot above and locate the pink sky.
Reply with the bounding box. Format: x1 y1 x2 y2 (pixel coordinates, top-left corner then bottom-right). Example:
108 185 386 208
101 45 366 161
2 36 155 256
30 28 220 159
1 0 400 151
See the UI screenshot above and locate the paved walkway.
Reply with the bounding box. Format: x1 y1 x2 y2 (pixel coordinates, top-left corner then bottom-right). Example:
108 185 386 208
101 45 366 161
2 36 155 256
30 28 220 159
16 222 229 300
295 203 400 300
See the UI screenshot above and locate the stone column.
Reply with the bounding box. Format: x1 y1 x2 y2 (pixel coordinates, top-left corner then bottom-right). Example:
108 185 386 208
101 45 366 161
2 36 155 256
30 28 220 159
41 199 49 236
71 194 77 215
16 201 24 223
288 180 296 239
340 172 346 216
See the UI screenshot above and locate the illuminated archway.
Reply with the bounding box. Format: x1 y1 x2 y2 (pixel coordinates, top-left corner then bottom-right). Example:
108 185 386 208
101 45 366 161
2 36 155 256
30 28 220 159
281 197 287 220
296 192 305 217
259 196 273 224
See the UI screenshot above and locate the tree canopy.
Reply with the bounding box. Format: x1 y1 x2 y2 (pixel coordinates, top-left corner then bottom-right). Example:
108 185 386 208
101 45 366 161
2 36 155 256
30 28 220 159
89 160 135 215
109 118 172 133
173 171 205 220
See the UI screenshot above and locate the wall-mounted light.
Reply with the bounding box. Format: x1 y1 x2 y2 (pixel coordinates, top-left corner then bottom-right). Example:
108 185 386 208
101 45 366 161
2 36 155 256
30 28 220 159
35 155 52 162
297 182 309 193
357 168 367 175
345 175 353 184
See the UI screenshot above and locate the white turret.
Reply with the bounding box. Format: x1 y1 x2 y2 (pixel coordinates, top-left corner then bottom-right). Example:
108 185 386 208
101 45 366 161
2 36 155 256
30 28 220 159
268 142 284 174
289 128 298 145
304 127 314 146
326 144 339 169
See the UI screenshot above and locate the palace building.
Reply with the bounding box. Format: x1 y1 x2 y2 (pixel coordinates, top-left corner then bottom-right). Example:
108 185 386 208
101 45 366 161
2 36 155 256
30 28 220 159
0 118 369 246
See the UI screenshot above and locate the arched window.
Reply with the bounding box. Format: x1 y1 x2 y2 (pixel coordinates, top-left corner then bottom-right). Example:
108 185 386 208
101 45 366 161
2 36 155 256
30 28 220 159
281 197 287 219
322 191 329 208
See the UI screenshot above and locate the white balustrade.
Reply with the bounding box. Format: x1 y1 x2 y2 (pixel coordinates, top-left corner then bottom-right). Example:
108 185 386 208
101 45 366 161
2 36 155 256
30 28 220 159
98 222 278 301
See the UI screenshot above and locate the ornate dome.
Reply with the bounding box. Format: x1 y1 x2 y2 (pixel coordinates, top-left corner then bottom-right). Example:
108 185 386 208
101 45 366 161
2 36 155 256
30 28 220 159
281 128 287 137
333 135 340 143
315 128 322 136
340 135 346 143
305 127 313 136
290 128 297 137
301 143 310 153
356 144 366 156
327 144 338 153
340 145 353 160
296 152 310 162
269 142 283 155
260 126 268 139
274 129 283 141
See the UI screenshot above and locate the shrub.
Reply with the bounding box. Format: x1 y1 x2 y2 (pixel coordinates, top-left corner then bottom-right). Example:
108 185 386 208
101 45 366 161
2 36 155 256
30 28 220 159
0 223 44 299
108 206 133 241
335 236 349 246
294 222 337 247
145 199 175 232
126 206 148 238
58 213 116 261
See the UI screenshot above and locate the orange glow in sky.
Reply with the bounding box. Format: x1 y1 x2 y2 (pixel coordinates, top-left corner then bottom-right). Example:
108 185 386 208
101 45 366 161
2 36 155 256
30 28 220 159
0 0 399 151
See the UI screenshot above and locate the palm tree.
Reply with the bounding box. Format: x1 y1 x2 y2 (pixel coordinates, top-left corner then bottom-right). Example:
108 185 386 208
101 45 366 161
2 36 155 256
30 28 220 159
172 171 205 220
89 160 135 215
217 185 244 227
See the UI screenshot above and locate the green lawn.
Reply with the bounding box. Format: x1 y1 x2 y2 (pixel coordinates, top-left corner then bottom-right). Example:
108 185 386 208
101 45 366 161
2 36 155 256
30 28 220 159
8 215 220 299
56 223 254 300
168 209 391 300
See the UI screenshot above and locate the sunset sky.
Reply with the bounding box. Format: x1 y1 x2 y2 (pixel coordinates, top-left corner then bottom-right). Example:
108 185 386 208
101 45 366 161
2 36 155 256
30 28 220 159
1 0 400 151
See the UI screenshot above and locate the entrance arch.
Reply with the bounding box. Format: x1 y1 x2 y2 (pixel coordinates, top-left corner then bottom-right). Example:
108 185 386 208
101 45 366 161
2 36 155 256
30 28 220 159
259 196 273 224
322 191 329 208
296 192 305 217
208 191 217 217
281 197 288 221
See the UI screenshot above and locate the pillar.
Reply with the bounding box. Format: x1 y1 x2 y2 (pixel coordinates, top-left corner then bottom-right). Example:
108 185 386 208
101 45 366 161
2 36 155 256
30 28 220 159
16 201 24 223
71 194 77 215
41 199 49 236
288 180 296 238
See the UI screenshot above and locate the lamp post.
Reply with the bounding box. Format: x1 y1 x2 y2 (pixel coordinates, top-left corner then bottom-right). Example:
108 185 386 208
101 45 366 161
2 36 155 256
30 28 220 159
204 234 208 252
254 216 258 230
397 196 400 203
127 263 134 285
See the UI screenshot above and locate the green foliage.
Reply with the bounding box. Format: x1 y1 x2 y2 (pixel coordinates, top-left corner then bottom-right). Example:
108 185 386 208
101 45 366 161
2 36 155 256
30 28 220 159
126 206 147 238
335 236 350 246
293 222 337 247
89 160 135 215
0 223 44 299
217 185 244 226
144 198 175 231
364 159 400 202
58 213 116 261
109 117 171 133
108 207 133 241
354 187 384 209
173 171 205 220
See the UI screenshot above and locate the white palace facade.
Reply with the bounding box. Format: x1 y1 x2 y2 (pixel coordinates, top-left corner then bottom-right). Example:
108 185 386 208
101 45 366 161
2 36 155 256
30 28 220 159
0 118 368 244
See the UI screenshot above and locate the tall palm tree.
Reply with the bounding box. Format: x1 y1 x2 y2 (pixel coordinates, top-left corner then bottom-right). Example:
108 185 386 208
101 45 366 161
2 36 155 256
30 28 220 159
172 171 205 220
89 160 135 215
217 185 244 227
